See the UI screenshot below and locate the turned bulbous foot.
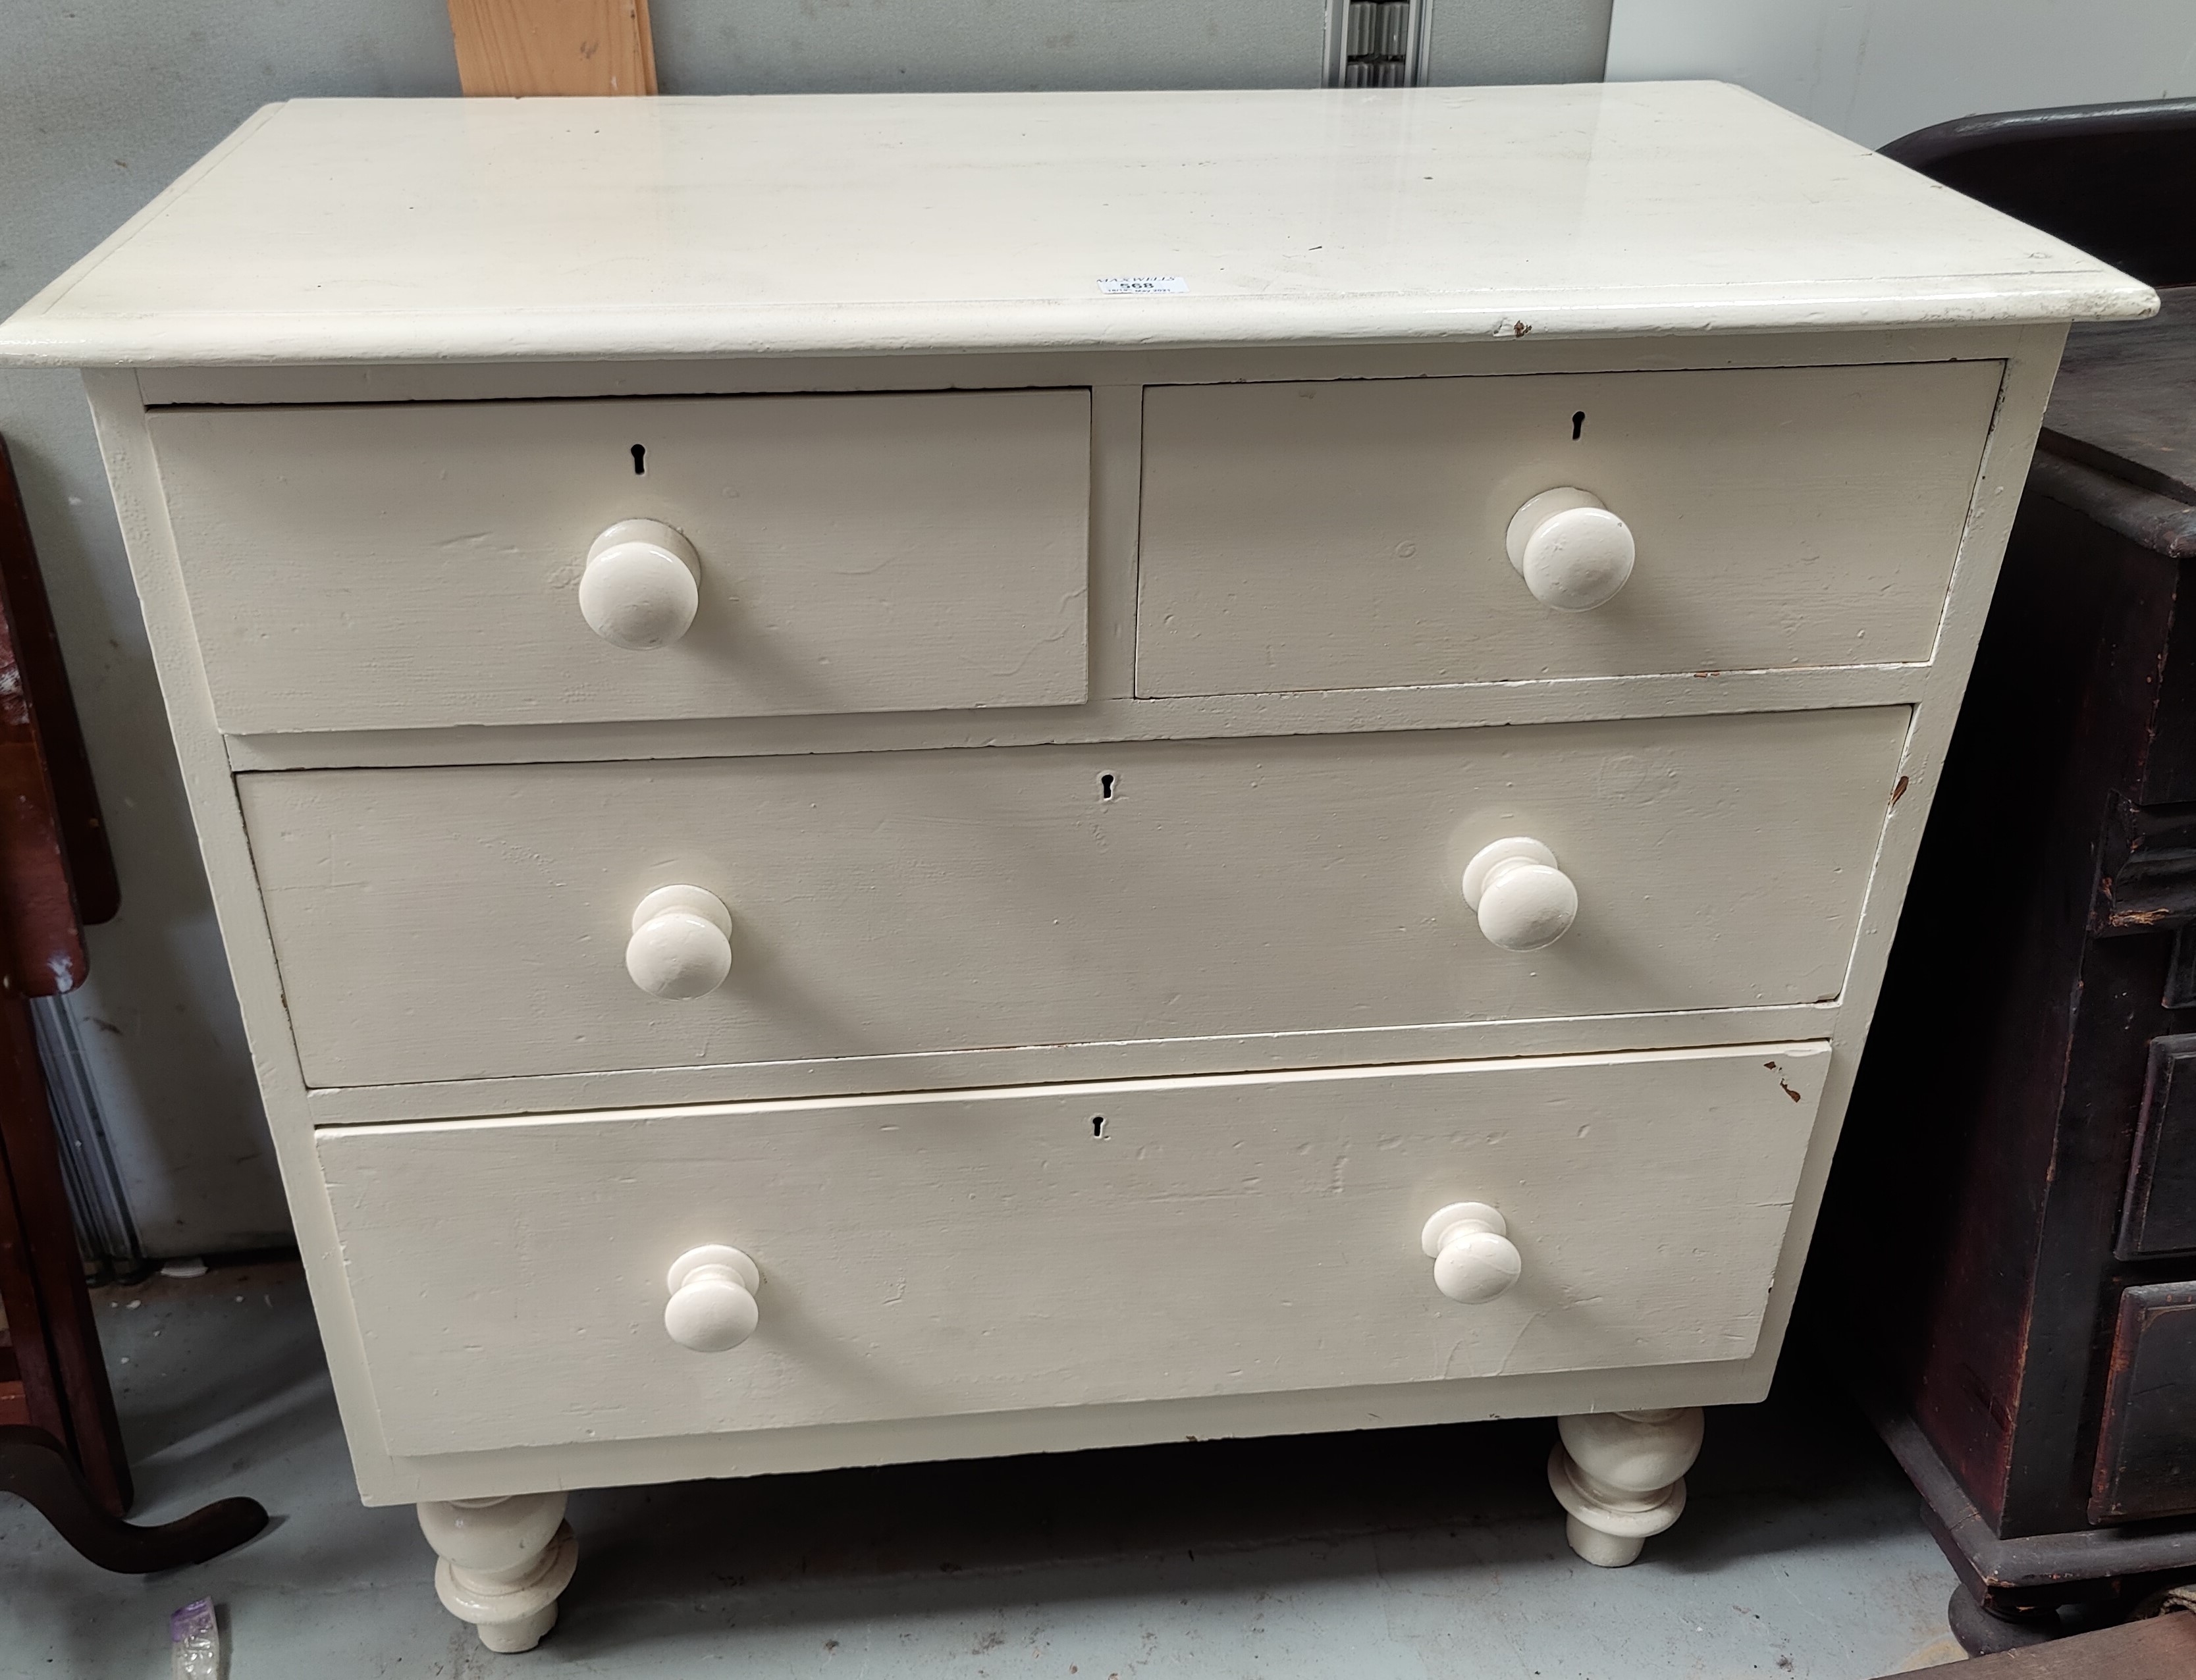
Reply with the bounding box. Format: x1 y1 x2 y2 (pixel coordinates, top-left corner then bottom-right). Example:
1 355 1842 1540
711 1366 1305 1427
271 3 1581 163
1549 1406 1704 1567
1945 1587 2060 1656
417 1492 578 1652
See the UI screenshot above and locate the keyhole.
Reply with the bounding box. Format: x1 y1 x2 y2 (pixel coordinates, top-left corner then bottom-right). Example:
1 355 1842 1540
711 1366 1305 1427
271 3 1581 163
630 444 647 475
1092 1116 1107 1138
1570 411 1586 441
1099 774 1115 801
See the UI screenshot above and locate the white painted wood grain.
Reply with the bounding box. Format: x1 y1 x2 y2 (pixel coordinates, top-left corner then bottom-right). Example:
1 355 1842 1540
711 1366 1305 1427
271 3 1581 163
128 324 2039 408
300 1000 1843 1126
221 669 1930 776
1137 361 1998 696
370 1354 1777 1502
240 709 1906 1089
149 390 1090 732
319 1043 1827 1457
0 88 2151 368
79 371 416 1492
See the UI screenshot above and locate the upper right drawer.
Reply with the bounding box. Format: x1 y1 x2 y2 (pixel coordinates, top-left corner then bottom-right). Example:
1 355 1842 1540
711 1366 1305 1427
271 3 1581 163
1135 362 2001 697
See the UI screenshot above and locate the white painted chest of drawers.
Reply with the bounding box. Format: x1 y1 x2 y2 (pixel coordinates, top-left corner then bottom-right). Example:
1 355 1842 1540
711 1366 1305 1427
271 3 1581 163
1 84 2153 1651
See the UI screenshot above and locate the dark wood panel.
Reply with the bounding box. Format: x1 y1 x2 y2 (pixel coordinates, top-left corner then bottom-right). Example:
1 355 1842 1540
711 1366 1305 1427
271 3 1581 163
1836 101 2196 1617
2122 1037 2196 1257
1879 101 2196 288
2047 288 2196 504
2091 1282 2196 1523
0 440 116 986
2138 486 2196 804
1821 485 2184 1535
1867 1386 2196 1613
2000 928 2181 1533
0 439 129 1513
0 442 116 929
2096 802 2196 933
2164 930 2196 1009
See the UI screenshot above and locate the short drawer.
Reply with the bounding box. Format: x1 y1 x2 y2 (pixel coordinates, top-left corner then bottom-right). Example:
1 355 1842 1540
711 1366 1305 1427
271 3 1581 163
1135 361 2000 696
149 390 1090 732
2120 1035 2196 1259
2091 1280 2196 1523
242 708 1906 1089
319 1043 1827 1456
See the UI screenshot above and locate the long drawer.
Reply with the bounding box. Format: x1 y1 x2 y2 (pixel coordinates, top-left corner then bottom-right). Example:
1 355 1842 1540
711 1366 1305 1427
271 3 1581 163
149 389 1092 732
319 1043 1828 1457
243 709 1906 1089
1136 361 2000 696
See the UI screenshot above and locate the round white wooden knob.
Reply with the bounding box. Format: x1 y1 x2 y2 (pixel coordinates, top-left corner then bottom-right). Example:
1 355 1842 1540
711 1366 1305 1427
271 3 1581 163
663 1245 761 1352
579 518 702 650
1420 1202 1523 1303
625 885 733 1001
1505 488 1634 611
1460 837 1578 951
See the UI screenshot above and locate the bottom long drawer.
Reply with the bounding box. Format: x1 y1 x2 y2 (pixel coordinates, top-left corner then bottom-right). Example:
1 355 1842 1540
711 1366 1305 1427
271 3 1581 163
320 1042 1827 1458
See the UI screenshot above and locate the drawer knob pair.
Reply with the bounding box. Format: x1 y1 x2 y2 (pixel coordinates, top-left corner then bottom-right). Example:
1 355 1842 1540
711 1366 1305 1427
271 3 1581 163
1462 837 1579 952
626 885 734 1000
621 839 1576 999
664 1245 763 1352
663 1213 1514 1353
1421 1202 1524 1303
1507 488 1635 612
577 498 1632 648
580 519 702 650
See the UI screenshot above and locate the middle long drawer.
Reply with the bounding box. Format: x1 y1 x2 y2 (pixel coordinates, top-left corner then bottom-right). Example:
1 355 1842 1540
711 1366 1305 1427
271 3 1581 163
241 708 1908 1089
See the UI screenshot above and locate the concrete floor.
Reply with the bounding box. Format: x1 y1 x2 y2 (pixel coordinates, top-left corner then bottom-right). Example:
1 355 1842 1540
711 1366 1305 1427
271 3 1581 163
0 1257 1968 1677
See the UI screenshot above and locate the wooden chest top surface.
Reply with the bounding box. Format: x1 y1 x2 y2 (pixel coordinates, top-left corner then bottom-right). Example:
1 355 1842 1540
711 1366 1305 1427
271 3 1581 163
0 84 2155 369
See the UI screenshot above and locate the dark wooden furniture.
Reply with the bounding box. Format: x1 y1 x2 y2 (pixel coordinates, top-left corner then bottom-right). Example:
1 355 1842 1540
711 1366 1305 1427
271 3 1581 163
1879 97 2196 290
0 437 265 1569
1819 100 2196 1653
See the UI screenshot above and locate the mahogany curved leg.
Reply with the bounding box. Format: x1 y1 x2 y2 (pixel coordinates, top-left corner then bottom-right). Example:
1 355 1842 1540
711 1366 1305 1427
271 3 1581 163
0 1424 267 1572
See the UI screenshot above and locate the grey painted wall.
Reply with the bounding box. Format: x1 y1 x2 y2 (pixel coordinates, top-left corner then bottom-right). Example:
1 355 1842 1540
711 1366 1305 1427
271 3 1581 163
1607 0 2196 145
0 1 1613 1257
1 3 466 1259
645 0 1612 93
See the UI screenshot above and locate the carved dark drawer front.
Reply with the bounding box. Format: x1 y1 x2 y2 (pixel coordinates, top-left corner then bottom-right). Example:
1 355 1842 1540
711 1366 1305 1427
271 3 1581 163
2121 1036 2196 1258
2091 1282 2196 1523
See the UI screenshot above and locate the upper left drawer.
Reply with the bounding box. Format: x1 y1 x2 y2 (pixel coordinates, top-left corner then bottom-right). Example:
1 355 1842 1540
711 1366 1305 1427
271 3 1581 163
147 390 1092 733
